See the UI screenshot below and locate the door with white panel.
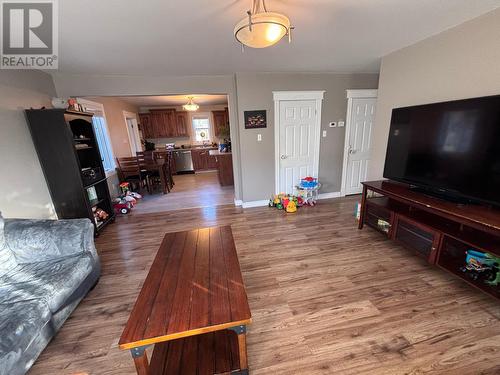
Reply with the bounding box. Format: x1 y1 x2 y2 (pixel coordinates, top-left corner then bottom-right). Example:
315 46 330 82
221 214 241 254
345 98 376 195
278 100 319 194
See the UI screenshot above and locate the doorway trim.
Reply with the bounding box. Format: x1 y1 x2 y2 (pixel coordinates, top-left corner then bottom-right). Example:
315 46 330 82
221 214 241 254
123 111 142 155
273 91 325 194
340 89 378 197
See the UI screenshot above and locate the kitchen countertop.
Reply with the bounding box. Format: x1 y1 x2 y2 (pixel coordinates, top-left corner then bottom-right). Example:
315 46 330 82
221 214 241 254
209 149 232 156
154 146 218 152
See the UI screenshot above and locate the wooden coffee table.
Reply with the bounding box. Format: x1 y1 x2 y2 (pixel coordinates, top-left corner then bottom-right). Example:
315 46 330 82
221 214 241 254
119 226 252 374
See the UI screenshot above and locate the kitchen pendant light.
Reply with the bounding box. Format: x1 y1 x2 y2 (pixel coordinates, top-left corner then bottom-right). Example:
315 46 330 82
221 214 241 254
234 0 293 49
183 97 199 111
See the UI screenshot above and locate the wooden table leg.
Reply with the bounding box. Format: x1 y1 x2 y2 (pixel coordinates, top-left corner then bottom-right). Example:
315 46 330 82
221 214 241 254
358 185 368 229
237 332 248 371
229 325 249 373
131 347 149 375
159 164 167 194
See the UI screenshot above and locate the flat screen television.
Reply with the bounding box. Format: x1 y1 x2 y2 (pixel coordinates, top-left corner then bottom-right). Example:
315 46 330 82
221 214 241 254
383 94 500 206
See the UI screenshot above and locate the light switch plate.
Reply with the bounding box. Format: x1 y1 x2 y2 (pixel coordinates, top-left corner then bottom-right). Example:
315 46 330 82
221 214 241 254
329 122 336 127
257 134 262 142
338 121 345 127
322 130 327 138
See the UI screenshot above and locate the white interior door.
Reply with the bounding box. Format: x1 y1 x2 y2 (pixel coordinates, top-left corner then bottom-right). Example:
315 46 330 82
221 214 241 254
126 117 142 154
345 98 376 195
278 100 319 194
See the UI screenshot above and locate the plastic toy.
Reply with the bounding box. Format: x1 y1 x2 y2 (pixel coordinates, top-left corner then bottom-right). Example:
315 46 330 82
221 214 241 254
119 182 130 195
114 201 132 214
300 177 318 188
286 200 297 213
93 208 109 223
123 194 137 206
269 193 298 213
460 249 500 284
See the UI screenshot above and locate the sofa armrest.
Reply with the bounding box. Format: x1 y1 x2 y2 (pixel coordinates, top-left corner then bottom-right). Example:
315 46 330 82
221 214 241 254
4 218 98 264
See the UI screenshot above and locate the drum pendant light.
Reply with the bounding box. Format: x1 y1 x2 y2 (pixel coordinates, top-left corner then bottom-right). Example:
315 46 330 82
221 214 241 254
234 0 293 49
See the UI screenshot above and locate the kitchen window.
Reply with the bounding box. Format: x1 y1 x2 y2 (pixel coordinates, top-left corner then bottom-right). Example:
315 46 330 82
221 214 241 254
192 114 211 142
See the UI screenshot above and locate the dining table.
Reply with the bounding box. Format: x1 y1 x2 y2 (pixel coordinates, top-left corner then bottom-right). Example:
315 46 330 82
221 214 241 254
141 159 169 194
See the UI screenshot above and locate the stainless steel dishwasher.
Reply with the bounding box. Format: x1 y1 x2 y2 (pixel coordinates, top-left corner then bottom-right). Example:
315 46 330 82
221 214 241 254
173 150 194 174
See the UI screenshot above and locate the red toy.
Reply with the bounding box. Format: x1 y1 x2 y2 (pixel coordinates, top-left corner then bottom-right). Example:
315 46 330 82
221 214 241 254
114 201 132 214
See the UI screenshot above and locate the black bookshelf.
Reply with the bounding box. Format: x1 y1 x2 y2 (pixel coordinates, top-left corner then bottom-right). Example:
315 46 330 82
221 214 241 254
25 108 114 233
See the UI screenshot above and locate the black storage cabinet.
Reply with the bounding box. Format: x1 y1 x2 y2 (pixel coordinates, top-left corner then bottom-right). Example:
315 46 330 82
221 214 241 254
25 109 114 233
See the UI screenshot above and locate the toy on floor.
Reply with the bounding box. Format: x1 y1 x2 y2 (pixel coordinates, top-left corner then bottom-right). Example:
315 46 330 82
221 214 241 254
268 193 300 213
296 177 321 206
460 249 500 285
113 199 132 214
300 177 318 188
119 182 130 194
117 182 142 209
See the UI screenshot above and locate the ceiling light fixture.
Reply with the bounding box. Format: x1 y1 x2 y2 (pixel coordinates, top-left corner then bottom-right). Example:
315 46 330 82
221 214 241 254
183 96 199 111
234 0 293 49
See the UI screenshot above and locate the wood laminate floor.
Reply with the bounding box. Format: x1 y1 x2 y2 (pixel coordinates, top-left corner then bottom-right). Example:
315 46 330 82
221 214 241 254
132 171 235 214
28 197 500 375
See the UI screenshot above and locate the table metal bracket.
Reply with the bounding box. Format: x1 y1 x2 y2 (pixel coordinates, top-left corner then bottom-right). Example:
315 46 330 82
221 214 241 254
130 345 150 358
228 325 246 335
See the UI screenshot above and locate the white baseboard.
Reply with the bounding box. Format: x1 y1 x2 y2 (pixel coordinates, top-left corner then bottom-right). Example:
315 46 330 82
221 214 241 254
242 200 269 208
234 199 243 206
318 191 341 200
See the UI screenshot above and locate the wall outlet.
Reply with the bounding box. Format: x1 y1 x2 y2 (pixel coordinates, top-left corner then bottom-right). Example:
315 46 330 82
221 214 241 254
257 134 262 142
322 130 327 138
329 122 336 128
338 121 345 127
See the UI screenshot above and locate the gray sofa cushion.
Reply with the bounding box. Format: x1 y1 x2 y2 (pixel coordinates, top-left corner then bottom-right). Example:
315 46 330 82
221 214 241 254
0 253 95 313
4 219 91 263
0 299 52 375
0 214 17 277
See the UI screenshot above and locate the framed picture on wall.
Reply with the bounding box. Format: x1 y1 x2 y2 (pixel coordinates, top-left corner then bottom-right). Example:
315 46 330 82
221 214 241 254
244 110 267 129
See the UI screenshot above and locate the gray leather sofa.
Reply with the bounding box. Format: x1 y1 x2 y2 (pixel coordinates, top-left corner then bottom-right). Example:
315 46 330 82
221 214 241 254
0 215 100 375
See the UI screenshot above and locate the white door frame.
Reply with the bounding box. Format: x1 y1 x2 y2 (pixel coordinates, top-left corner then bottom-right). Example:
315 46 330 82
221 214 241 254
273 91 325 194
123 111 142 154
340 89 378 197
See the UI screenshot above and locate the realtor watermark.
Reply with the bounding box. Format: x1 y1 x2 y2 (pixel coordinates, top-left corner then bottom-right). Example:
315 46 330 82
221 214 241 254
1 0 58 69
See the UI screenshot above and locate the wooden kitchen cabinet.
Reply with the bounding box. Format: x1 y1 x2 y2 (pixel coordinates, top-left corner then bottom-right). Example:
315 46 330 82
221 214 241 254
212 108 229 138
175 111 189 137
191 149 204 170
141 109 188 138
138 113 153 139
207 154 218 169
192 148 218 171
210 151 233 186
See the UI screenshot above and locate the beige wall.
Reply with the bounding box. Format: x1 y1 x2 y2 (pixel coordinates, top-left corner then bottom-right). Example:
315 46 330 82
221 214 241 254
371 8 500 181
0 70 57 219
85 97 140 158
235 73 379 201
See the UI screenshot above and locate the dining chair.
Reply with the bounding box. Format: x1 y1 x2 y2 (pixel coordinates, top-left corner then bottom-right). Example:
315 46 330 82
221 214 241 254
116 156 149 193
136 151 160 194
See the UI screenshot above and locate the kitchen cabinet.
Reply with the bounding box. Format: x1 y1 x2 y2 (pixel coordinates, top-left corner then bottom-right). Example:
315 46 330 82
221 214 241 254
212 108 229 138
175 111 189 137
138 113 153 139
209 150 234 186
140 109 189 138
151 109 176 138
191 148 218 171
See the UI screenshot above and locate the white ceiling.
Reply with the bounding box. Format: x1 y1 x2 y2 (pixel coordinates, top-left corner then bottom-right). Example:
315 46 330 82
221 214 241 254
58 0 500 75
119 95 228 107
